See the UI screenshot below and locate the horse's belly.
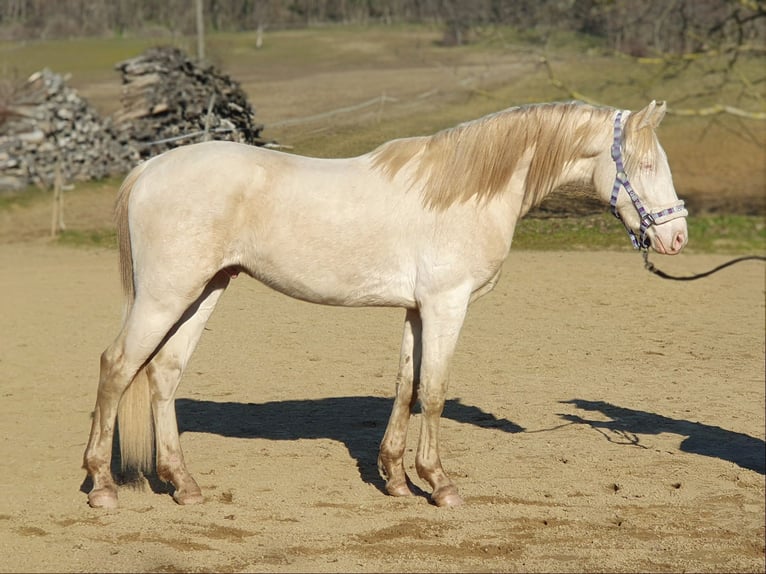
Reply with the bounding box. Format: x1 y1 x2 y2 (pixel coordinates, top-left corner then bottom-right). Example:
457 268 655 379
245 252 417 308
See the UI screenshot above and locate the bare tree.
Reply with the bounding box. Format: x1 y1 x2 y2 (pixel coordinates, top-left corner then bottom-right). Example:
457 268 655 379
0 0 763 57
196 0 206 61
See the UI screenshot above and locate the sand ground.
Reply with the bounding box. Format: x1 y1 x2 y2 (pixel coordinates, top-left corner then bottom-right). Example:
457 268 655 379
0 240 763 572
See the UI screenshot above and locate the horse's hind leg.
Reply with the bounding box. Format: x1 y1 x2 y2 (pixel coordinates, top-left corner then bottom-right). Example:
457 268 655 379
147 271 230 505
378 308 422 496
84 298 193 508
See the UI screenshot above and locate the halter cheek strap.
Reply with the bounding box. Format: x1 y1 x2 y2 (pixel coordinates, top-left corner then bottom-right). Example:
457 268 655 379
610 111 688 249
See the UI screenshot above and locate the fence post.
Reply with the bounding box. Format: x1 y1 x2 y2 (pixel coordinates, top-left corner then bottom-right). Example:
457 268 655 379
50 161 65 237
203 94 216 142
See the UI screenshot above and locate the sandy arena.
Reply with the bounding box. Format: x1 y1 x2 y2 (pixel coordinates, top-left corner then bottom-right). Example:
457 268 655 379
0 238 763 572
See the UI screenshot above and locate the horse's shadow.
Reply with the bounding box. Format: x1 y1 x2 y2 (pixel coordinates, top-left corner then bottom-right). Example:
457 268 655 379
90 395 761 499
175 396 524 493
559 399 765 475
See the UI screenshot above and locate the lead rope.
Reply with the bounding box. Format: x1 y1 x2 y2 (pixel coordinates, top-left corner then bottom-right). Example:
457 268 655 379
642 250 766 281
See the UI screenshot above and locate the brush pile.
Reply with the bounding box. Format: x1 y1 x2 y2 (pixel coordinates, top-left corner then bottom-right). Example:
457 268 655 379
113 46 268 157
0 68 137 191
0 46 269 193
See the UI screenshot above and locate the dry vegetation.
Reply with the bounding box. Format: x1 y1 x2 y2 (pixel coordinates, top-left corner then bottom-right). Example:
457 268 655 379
0 24 764 247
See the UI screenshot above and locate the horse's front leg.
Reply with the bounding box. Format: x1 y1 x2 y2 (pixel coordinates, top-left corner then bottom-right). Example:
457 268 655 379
378 308 422 496
414 289 470 507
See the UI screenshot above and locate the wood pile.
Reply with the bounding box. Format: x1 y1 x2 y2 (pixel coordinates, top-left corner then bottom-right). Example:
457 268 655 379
0 46 270 193
0 69 137 192
114 46 269 156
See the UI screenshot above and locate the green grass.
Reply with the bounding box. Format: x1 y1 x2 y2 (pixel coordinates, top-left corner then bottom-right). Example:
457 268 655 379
0 176 759 253
0 36 172 84
0 184 49 209
45 208 765 255
513 213 766 254
682 214 766 254
57 228 117 249
208 24 448 71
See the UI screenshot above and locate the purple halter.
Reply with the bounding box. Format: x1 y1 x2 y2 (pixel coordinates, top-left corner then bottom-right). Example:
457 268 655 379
610 111 688 249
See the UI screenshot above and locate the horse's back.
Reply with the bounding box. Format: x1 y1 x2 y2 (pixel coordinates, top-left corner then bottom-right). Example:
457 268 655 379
125 141 422 306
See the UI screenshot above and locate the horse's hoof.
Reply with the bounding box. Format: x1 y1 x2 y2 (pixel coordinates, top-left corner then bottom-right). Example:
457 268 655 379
88 487 119 509
385 481 414 497
432 485 463 508
173 489 204 505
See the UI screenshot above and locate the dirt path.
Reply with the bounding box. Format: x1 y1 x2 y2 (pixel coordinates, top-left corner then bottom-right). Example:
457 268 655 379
0 241 763 573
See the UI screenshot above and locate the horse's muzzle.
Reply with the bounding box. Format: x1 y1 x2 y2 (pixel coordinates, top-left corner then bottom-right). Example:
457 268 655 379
648 218 688 255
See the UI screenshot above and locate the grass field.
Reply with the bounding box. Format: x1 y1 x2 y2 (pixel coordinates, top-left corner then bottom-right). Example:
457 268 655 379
52 214 764 255
5 177 761 255
1 25 764 254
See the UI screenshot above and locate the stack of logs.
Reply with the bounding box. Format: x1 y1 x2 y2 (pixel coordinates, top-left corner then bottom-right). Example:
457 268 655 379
113 46 268 157
0 69 137 191
0 46 269 192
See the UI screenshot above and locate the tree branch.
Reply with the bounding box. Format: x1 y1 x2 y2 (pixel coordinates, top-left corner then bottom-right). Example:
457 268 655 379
540 57 766 120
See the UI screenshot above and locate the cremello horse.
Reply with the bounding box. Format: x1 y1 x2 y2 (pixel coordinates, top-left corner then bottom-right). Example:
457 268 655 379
83 100 688 509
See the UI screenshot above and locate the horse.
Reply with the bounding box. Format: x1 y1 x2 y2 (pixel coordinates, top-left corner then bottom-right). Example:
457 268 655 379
83 100 688 509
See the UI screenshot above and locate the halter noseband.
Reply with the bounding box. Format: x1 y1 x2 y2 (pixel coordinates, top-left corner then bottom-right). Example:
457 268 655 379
610 111 687 249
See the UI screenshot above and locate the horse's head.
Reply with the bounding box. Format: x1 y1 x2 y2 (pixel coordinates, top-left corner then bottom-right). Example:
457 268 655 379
595 101 688 255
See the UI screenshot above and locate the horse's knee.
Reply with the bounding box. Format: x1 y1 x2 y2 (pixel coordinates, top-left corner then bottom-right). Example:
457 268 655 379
417 388 446 417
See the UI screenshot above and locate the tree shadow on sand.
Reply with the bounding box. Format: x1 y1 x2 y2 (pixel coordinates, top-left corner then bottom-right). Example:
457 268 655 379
175 396 524 493
559 399 765 475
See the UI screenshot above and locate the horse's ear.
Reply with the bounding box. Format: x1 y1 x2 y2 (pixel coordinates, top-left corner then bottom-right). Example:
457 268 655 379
632 100 667 130
648 100 667 127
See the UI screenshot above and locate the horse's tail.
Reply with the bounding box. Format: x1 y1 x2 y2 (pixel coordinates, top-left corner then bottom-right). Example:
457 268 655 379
115 161 146 308
114 160 155 478
117 369 154 478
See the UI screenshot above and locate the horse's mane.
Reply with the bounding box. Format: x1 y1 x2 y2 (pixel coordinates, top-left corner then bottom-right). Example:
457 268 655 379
370 101 657 210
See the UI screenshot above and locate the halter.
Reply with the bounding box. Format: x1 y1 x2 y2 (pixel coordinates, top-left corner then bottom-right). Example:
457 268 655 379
610 111 687 249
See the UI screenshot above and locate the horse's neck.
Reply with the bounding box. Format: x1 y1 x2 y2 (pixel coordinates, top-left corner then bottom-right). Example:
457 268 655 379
517 116 609 217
